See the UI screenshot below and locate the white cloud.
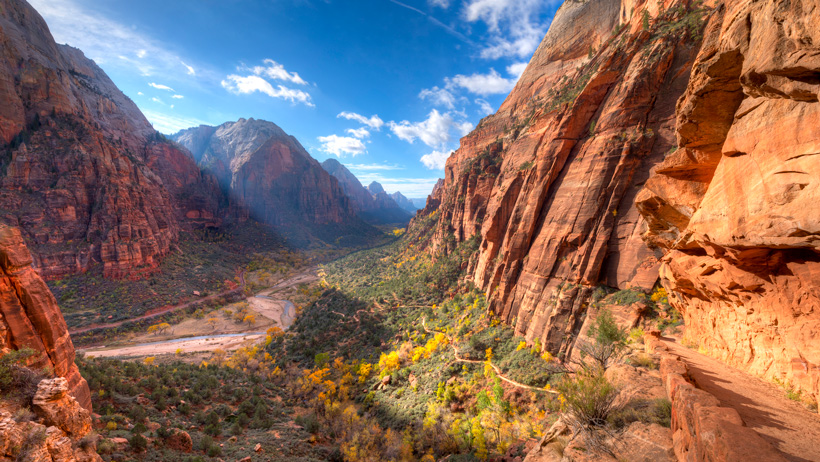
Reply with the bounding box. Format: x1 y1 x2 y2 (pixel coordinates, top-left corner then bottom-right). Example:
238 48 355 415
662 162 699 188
137 92 144 96
429 0 450 7
446 68 516 95
181 61 196 76
172 94 184 99
149 82 175 92
30 0 201 80
388 109 471 149
143 110 212 134
507 62 529 79
245 59 307 85
338 112 385 130
462 0 552 59
350 173 441 197
475 98 494 115
419 86 457 109
421 150 452 170
221 75 313 106
151 97 163 104
345 163 404 171
346 128 371 139
318 135 367 156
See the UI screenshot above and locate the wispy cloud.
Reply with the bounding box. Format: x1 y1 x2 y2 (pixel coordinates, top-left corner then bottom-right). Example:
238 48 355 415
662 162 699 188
421 150 452 170
350 173 441 197
475 98 494 115
389 0 473 45
338 112 385 130
243 59 308 85
143 110 212 134
149 82 175 92
172 94 184 99
463 0 553 60
419 86 458 109
345 163 404 171
221 75 313 106
445 68 516 95
346 128 371 139
30 0 200 80
318 135 367 156
389 109 472 150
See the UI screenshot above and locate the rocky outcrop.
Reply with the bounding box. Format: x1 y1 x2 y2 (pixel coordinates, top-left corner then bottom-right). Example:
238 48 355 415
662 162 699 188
0 379 101 462
0 0 223 279
173 119 377 244
0 225 90 409
636 0 820 400
413 0 705 358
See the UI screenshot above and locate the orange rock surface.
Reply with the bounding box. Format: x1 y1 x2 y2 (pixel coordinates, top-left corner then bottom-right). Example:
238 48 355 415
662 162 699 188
637 0 820 401
413 0 702 358
0 225 90 410
0 0 224 279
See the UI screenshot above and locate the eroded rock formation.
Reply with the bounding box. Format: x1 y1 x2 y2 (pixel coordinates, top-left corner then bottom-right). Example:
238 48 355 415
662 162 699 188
637 0 820 400
413 0 704 358
0 225 90 409
321 160 412 224
0 0 223 279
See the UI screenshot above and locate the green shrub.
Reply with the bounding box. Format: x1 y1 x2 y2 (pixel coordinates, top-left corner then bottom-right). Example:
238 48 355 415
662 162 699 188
555 367 621 430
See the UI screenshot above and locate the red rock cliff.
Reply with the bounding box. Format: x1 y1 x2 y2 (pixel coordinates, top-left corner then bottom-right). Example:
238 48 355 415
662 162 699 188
413 0 706 358
0 0 224 279
637 0 820 401
0 225 91 410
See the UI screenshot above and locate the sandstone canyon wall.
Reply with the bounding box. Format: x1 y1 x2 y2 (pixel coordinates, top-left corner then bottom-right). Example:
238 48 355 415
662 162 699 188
321 159 412 224
0 0 224 279
0 225 90 410
413 0 702 358
637 0 820 400
417 0 820 403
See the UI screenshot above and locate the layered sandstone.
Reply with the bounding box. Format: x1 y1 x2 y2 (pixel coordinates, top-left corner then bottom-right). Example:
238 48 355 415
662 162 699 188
413 0 704 358
0 0 223 279
0 378 101 461
0 225 90 410
637 0 820 401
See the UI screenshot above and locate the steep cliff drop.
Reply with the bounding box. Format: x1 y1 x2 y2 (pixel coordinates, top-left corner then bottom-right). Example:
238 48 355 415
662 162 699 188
412 0 705 358
0 225 91 410
0 0 224 279
637 0 820 402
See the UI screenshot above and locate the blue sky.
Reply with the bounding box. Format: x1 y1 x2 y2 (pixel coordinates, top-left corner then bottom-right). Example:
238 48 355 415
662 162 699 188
29 0 560 197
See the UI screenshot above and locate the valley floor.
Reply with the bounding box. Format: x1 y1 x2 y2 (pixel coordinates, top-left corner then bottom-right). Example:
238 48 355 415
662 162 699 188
80 269 319 359
663 339 820 462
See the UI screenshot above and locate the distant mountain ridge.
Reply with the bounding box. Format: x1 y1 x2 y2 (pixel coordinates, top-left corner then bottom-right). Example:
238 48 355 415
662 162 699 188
321 160 412 225
173 120 378 246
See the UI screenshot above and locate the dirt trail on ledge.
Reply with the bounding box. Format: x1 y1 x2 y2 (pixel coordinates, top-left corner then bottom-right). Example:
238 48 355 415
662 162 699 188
663 339 820 462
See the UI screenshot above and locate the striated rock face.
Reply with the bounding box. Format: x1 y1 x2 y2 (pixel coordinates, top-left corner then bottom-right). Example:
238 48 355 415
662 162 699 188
413 0 704 358
0 0 223 279
637 0 820 399
0 225 90 410
173 119 378 243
